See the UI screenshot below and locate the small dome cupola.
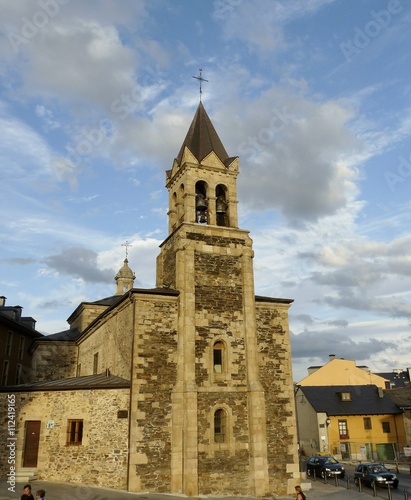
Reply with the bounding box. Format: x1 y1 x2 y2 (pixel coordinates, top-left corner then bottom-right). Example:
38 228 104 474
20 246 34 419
115 258 136 295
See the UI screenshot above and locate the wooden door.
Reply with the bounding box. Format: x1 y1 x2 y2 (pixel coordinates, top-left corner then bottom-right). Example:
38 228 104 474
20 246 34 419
23 421 40 467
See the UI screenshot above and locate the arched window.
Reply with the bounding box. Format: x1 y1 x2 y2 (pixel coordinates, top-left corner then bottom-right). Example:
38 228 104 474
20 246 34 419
214 408 227 443
170 192 177 230
213 341 224 373
195 181 208 224
178 184 184 222
215 184 227 227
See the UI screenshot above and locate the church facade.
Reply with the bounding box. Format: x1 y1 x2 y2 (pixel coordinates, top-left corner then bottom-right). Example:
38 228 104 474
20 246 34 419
0 103 299 497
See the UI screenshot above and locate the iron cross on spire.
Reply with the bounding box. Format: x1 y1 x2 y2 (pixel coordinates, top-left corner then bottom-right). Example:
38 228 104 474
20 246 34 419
121 240 132 259
192 68 208 101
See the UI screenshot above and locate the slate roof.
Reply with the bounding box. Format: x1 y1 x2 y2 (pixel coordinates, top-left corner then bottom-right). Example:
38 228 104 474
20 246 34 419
255 295 294 304
176 102 237 166
376 370 411 388
0 372 130 392
384 385 411 409
0 311 44 339
300 385 402 415
39 327 81 342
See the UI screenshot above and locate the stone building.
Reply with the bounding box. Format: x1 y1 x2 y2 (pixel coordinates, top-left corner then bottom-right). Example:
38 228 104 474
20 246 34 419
0 102 298 497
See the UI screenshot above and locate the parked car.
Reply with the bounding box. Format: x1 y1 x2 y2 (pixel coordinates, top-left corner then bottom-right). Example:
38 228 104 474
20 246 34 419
354 463 398 489
306 455 345 479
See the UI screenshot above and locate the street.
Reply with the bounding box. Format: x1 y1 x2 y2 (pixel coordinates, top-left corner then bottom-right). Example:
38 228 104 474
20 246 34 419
304 462 411 500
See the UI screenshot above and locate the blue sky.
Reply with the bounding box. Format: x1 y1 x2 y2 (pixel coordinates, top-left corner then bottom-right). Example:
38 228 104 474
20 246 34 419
1 0 411 382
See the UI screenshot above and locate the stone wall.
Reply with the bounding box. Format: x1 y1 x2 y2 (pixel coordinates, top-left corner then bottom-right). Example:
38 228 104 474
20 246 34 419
192 232 256 495
128 296 178 493
32 342 78 382
154 223 299 497
256 302 299 494
77 299 134 379
0 388 130 490
68 303 109 333
156 232 178 288
197 391 250 495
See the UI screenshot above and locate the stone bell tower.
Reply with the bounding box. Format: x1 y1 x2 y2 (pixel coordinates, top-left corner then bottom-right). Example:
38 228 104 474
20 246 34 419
155 102 297 497
164 101 239 232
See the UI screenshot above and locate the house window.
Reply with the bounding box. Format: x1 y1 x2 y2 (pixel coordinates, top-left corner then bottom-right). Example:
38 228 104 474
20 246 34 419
213 341 224 373
338 419 349 439
67 419 83 445
340 392 351 401
5 332 13 356
93 352 99 374
15 364 22 385
2 361 9 386
18 336 25 360
214 409 226 443
382 421 391 433
364 417 372 430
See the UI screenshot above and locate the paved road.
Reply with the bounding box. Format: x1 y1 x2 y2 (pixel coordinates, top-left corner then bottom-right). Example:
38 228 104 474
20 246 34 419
0 479 372 500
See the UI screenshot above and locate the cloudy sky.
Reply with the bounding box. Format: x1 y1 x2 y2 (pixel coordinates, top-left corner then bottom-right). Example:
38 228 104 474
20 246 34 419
1 0 410 382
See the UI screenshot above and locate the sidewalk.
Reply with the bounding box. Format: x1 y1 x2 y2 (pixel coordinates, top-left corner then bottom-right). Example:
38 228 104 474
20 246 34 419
0 479 367 500
301 480 373 500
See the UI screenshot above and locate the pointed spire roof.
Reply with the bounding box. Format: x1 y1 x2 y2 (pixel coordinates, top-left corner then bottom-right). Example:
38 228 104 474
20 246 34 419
176 102 232 166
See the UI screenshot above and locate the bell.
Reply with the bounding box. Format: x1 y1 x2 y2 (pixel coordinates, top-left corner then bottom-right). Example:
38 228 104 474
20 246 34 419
196 194 207 211
216 197 227 214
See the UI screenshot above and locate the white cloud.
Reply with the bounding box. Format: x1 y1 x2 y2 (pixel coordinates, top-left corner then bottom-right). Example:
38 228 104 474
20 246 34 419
0 110 53 179
214 0 336 54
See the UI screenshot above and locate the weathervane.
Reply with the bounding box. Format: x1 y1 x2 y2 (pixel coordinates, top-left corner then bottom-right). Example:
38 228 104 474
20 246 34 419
121 240 132 259
192 68 208 101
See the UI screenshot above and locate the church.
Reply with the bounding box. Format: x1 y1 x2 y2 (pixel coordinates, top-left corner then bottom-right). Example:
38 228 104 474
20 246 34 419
0 102 299 497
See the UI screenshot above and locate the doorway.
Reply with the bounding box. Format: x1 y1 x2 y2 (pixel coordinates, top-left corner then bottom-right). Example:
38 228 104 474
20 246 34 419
376 443 396 461
340 442 351 460
23 421 41 467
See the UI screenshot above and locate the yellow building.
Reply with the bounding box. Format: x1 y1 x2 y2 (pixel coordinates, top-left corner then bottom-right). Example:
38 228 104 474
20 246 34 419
297 356 388 388
295 356 406 461
295 385 405 461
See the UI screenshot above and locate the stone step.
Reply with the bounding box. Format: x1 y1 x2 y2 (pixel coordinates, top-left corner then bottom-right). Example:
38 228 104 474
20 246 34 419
301 480 312 491
15 468 38 482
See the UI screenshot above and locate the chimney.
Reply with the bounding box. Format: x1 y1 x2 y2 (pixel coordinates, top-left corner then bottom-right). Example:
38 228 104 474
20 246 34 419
0 296 6 307
329 354 336 361
377 387 384 398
